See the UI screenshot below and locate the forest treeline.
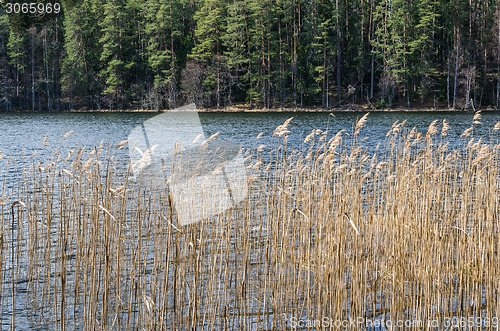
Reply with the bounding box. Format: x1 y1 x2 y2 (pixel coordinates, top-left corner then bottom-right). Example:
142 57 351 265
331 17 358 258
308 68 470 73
0 0 500 111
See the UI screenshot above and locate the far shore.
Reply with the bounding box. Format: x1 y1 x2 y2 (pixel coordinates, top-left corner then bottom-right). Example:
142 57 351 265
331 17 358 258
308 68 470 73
5 104 500 113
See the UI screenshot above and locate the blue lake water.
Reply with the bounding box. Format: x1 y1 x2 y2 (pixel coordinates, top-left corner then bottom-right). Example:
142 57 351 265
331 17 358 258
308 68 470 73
0 111 498 160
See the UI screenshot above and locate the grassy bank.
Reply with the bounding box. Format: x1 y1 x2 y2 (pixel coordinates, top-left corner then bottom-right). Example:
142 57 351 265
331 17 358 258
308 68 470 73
1 113 500 329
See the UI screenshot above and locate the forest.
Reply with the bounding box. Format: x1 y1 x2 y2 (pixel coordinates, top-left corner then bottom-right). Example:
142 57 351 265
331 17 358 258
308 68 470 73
0 0 500 111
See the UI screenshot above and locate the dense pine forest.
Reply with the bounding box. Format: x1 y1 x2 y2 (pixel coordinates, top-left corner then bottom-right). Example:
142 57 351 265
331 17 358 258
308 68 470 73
0 0 500 111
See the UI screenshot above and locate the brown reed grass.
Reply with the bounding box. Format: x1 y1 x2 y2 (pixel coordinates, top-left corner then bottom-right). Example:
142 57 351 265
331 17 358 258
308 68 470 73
1 113 500 330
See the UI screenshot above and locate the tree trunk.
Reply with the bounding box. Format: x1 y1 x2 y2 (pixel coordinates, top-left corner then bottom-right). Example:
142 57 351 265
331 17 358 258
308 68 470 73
293 2 297 108
323 46 326 108
465 67 471 109
370 52 374 100
267 33 271 109
369 0 374 100
243 9 252 108
497 4 500 108
447 44 450 109
336 0 341 105
453 30 459 109
326 71 329 108
278 12 284 109
31 32 35 112
44 30 52 112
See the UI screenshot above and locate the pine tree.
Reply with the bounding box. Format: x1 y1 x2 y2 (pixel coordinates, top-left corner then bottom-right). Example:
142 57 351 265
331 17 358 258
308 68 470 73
144 0 181 109
247 0 271 107
62 0 103 109
309 0 334 108
222 0 251 106
0 12 13 111
7 28 27 109
411 0 439 104
99 0 133 109
497 0 500 107
190 0 225 108
372 0 411 106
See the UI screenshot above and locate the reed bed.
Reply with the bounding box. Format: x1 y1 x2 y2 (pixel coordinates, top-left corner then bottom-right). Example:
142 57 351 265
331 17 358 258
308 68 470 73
1 113 500 330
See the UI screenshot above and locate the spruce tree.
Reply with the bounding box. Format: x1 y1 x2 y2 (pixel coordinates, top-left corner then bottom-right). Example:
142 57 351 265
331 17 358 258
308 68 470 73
99 0 132 109
191 0 224 108
222 0 251 106
62 0 103 109
144 0 181 109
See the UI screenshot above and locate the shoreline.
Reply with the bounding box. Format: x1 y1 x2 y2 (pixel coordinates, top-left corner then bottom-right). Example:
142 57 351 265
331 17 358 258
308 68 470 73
3 105 499 113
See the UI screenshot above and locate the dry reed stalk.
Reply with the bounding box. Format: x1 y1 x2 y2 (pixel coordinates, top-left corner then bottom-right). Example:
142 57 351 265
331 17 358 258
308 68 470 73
0 118 500 329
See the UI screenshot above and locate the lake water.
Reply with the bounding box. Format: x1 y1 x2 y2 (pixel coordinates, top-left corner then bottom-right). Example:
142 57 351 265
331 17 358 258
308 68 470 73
0 111 498 160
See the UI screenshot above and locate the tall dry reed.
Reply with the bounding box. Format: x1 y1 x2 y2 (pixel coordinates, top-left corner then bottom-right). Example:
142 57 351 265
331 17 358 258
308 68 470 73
1 113 500 330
